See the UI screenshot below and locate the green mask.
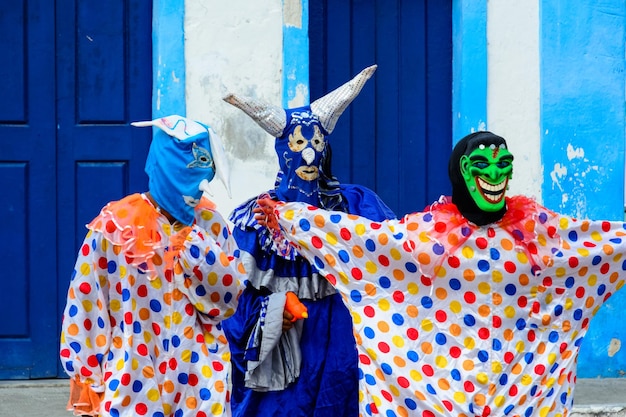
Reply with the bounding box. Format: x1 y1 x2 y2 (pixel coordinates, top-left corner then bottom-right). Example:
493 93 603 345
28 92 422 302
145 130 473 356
459 143 513 212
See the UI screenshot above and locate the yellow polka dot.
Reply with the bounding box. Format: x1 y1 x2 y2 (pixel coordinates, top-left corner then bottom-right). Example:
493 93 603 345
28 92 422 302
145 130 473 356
461 246 474 259
450 300 462 314
435 356 448 368
365 261 377 274
378 298 390 311
355 224 366 236
325 232 338 245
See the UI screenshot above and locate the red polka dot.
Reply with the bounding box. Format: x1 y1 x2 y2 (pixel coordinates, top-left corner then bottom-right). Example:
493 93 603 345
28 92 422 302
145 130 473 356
105 220 117 233
213 361 224 371
79 282 92 295
435 310 447 322
464 292 476 304
602 221 611 232
311 236 323 249
450 347 461 358
351 268 363 280
378 342 390 353
422 365 434 377
378 255 390 266
435 222 447 233
135 403 148 415
340 228 352 241
487 227 496 238
448 256 461 268
364 306 376 318
504 261 516 273
476 237 488 249
464 381 475 392
478 328 490 339
359 354 371 365
398 376 410 388
568 257 579 268
81 244 90 256
392 291 405 303
407 328 419 340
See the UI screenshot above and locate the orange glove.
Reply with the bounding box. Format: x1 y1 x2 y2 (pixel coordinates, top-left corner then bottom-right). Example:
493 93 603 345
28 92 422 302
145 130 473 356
254 198 280 232
284 291 308 322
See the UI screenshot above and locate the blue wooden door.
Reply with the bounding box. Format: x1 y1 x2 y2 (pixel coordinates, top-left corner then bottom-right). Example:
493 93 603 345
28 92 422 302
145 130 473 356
0 0 152 379
309 0 452 217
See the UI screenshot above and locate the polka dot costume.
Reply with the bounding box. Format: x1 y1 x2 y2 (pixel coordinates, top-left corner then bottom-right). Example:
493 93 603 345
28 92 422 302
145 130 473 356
60 194 244 417
272 196 626 417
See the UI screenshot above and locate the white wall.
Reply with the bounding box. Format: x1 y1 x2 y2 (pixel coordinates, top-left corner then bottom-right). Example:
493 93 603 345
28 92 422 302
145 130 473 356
185 0 283 218
487 1 542 201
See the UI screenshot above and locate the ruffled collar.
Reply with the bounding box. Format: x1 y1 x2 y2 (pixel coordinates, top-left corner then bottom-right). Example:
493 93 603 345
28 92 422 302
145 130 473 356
87 193 192 279
425 195 561 277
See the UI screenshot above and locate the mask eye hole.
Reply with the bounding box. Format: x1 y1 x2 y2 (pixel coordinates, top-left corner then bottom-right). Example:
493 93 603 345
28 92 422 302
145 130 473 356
311 125 326 152
288 125 308 152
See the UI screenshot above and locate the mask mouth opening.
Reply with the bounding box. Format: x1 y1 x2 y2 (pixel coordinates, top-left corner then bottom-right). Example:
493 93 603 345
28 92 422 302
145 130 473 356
475 176 508 205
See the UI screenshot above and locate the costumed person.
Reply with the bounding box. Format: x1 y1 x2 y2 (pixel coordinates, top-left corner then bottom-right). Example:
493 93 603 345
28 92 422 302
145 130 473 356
257 131 626 417
60 115 245 417
221 65 397 417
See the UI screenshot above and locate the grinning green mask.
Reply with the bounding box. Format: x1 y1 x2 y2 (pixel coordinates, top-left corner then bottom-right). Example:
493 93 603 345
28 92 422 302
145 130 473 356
459 143 513 212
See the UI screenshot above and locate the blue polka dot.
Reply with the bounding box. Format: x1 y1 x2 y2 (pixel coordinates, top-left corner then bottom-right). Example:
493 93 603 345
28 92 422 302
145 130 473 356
493 339 502 351
404 398 417 410
189 244 200 259
132 380 143 393
70 342 82 353
597 284 606 296
177 373 189 384
450 369 461 381
196 285 207 296
122 289 131 301
505 284 517 295
330 214 342 224
150 299 162 312
391 313 404 326
477 260 490 272
478 350 489 362
499 374 508 385
108 378 120 391
299 218 311 231
405 262 418 273
568 230 578 242
549 331 559 343
504 405 514 415
191 352 199 363
199 388 211 400
378 276 391 288
435 333 447 345
554 305 563 316
524 352 534 364
338 250 350 263
172 335 181 347
433 243 445 255
97 317 106 329
490 248 500 260
565 277 575 288
205 250 216 265
407 350 419 362
525 407 534 417
365 374 376 386
381 363 393 375
133 321 141 334
426 384 437 395
573 309 583 321
107 260 117 273
421 296 433 309
464 315 476 326
516 318 526 330
69 305 78 317
364 327 375 339
449 279 461 290
365 239 376 252
313 256 324 269
350 290 362 303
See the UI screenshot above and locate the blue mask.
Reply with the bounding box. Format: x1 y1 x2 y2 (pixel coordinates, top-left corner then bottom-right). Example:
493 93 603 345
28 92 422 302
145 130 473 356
135 116 217 225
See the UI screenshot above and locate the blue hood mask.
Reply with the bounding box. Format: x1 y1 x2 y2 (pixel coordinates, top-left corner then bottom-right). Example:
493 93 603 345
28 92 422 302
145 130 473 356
131 115 231 225
223 65 377 207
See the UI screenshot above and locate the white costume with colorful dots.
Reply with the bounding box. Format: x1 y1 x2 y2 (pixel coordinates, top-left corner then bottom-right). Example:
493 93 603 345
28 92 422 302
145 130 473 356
271 196 626 417
60 194 243 417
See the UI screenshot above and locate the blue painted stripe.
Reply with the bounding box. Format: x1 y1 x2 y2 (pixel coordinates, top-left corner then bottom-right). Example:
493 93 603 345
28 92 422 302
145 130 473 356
540 1 625 220
452 0 487 143
540 1 626 380
283 0 310 107
152 0 186 118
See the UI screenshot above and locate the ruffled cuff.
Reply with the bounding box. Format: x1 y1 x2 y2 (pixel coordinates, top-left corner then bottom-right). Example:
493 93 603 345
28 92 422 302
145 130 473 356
66 375 104 416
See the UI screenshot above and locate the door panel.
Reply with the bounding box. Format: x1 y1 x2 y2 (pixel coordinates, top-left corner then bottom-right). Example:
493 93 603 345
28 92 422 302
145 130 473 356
0 0 151 379
309 0 453 217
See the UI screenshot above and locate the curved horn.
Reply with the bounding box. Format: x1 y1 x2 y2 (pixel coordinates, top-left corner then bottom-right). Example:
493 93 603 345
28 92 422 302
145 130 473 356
310 64 377 134
223 93 287 137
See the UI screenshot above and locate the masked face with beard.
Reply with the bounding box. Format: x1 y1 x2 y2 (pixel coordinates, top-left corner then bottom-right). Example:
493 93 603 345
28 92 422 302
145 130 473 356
449 131 514 226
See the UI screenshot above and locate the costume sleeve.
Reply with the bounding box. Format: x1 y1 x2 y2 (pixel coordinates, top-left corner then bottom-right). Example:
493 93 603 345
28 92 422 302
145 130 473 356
273 202 420 301
559 216 626 306
175 209 244 322
59 230 111 413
